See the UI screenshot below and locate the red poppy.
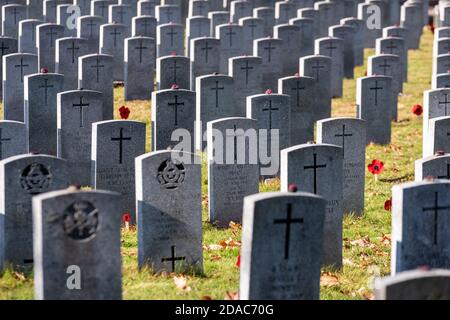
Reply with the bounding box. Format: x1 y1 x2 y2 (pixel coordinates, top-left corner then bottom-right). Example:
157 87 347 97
119 106 130 119
436 150 446 156
236 255 240 268
368 159 384 175
122 213 131 223
412 104 423 116
265 89 272 94
40 67 48 74
288 184 298 193
384 198 392 211
170 51 177 56
294 72 300 77
171 84 179 90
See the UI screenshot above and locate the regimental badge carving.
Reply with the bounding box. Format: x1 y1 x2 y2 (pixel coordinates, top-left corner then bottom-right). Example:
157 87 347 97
20 163 52 194
157 159 186 189
63 201 99 241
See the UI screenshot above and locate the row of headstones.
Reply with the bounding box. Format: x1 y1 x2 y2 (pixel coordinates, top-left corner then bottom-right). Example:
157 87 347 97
2 149 450 299
424 26 450 157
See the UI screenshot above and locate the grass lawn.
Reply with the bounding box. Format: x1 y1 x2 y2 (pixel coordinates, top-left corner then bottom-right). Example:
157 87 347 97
0 27 432 300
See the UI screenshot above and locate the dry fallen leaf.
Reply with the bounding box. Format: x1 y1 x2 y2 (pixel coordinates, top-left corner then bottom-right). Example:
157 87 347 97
378 233 391 246
13 271 25 281
203 244 224 251
210 254 221 261
350 236 375 249
320 273 339 287
201 296 213 300
229 221 242 231
174 276 191 291
224 291 239 300
218 238 241 248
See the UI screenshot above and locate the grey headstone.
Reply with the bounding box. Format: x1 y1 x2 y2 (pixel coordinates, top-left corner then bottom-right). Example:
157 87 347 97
273 24 302 76
195 74 237 151
92 120 146 223
240 192 325 300
188 0 209 17
0 120 28 160
189 37 220 89
157 22 184 57
289 17 314 59
156 54 190 90
375 269 450 300
209 10 229 37
400 3 423 50
231 0 252 23
357 2 381 48
423 89 450 154
298 7 319 39
151 87 196 152
275 0 296 24
74 0 92 16
56 37 90 91
434 73 450 89
415 153 450 181
137 0 157 17
376 37 408 83
77 15 103 53
368 54 402 121
124 36 155 100
253 6 275 37
426 116 450 157
247 92 290 176
357 75 392 145
57 4 77 37
132 15 157 38
280 143 343 269
315 1 335 38
314 37 344 98
24 72 64 155
36 23 65 72
32 189 122 300
253 37 282 91
229 56 263 115
18 19 42 55
78 53 114 120
0 36 17 100
185 16 210 54
299 55 332 121
156 4 182 25
2 4 27 38
207 117 259 227
392 180 450 274
27 0 44 20
57 90 104 186
3 53 38 121
99 23 127 81
329 24 355 79
43 0 64 23
135 151 202 273
216 23 244 74
108 4 133 37
91 0 114 21
278 75 315 145
239 17 264 55
0 154 69 270
341 17 364 66
317 117 366 215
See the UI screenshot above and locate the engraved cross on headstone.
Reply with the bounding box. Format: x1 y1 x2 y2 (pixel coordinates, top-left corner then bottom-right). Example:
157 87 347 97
111 127 132 164
273 203 304 260
262 99 279 130
211 80 224 108
0 128 11 159
161 245 186 272
72 95 90 127
168 94 184 126
303 153 327 194
370 80 383 106
422 192 450 245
